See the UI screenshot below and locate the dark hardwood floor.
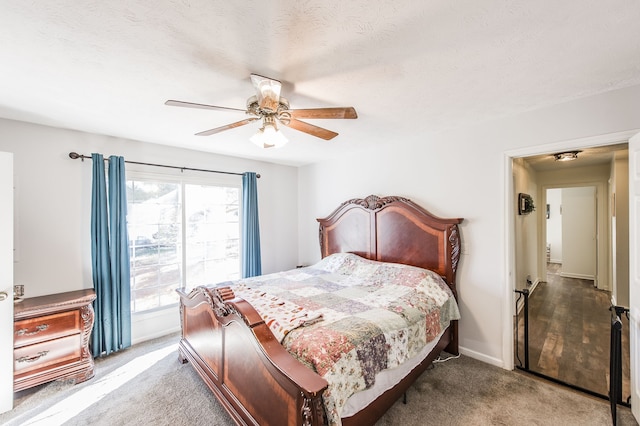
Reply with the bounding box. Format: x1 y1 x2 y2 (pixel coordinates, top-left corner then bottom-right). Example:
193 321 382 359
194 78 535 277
515 263 631 400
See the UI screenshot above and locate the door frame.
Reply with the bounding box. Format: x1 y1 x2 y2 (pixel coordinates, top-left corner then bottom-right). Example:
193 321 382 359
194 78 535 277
0 152 13 414
628 131 640 420
540 184 603 287
503 129 639 370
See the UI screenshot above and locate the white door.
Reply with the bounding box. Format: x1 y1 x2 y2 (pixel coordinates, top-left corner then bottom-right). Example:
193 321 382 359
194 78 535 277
0 152 13 413
630 133 640 422
560 186 597 281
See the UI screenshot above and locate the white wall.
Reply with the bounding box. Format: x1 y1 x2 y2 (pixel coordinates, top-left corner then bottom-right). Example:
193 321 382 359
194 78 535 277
513 158 538 291
0 118 299 299
0 152 14 413
298 84 640 367
611 153 630 307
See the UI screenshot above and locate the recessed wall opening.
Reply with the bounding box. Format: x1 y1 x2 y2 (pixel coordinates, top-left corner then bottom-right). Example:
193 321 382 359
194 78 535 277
511 141 630 403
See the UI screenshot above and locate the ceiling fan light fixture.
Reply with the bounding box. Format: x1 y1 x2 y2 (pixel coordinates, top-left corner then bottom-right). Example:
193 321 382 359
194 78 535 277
166 73 357 145
250 116 288 148
250 74 281 112
553 150 581 162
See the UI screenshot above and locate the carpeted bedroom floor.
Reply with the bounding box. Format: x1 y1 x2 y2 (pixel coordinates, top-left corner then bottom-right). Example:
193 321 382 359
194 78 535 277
1 332 636 426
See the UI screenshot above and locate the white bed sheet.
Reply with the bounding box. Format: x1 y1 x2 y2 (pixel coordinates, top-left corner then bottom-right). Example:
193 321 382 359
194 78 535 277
340 329 446 418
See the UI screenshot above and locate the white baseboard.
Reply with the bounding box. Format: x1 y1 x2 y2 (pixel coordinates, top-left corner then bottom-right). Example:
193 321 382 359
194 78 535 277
515 279 539 314
528 279 540 295
458 346 504 369
559 272 595 280
132 326 181 346
132 305 181 345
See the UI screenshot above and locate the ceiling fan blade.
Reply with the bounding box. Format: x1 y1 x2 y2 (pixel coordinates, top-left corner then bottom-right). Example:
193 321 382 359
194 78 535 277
195 117 260 136
250 74 282 112
284 118 339 140
289 107 358 120
165 100 246 113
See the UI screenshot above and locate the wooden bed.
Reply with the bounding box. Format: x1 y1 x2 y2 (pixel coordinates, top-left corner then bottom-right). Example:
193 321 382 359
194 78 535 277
177 195 463 425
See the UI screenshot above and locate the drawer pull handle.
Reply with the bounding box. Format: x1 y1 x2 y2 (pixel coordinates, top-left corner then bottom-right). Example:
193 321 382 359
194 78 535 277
16 324 49 336
16 350 49 363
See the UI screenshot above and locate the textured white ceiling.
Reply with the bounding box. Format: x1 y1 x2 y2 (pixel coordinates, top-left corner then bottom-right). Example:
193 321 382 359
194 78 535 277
1 1 639 166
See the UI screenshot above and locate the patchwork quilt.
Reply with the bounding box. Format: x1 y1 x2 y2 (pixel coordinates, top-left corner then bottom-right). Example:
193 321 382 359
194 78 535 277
226 252 460 426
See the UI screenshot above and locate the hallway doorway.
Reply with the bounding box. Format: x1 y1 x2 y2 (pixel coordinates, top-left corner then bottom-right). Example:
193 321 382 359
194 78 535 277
545 186 597 287
511 141 631 403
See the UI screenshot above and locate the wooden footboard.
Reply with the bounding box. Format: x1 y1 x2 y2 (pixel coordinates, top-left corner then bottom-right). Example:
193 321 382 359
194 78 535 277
178 285 328 426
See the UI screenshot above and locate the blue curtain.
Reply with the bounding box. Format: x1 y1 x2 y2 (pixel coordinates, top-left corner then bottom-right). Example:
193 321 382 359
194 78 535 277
241 172 262 278
107 156 132 350
91 154 131 357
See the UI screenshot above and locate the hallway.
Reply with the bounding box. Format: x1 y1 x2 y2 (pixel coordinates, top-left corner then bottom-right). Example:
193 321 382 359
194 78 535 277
515 263 631 400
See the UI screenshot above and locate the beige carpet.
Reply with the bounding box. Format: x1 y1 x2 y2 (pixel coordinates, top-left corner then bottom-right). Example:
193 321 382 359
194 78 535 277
1 333 637 425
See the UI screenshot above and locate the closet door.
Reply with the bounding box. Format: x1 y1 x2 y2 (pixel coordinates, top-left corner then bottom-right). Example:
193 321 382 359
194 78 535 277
0 151 13 414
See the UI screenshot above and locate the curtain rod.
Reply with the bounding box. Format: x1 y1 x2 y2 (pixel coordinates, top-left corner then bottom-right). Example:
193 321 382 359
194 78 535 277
68 152 260 178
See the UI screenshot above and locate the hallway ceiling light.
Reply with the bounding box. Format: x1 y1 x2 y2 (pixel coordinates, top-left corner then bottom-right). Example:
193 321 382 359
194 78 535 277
552 150 581 162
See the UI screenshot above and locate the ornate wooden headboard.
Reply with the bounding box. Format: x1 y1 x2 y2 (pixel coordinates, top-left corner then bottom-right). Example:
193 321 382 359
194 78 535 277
317 195 463 296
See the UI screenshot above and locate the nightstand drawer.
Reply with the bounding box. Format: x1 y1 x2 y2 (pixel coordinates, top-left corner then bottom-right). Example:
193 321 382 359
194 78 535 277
14 333 83 375
13 289 96 392
14 310 81 347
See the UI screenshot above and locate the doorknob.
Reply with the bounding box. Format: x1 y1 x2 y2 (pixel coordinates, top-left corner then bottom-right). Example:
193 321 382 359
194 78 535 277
0 292 8 301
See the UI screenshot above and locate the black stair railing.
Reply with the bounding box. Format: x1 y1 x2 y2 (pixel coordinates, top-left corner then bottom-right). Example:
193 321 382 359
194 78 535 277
609 305 630 425
514 289 632 425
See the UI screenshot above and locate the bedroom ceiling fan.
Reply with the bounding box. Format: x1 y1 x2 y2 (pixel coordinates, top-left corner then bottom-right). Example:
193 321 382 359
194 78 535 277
165 74 358 148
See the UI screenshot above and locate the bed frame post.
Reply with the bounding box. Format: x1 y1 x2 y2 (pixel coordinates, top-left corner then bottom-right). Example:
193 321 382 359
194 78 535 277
444 223 462 355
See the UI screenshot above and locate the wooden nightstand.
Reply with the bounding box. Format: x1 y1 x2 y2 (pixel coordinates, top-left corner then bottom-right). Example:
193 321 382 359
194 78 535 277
13 289 96 392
